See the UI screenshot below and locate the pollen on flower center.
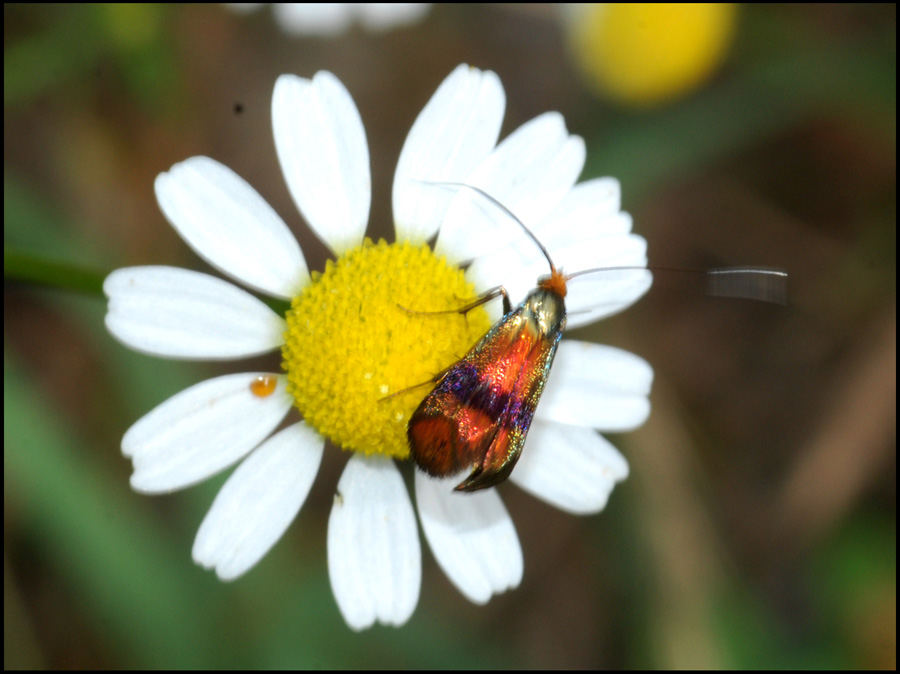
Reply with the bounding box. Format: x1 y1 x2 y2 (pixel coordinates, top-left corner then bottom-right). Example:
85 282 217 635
282 239 492 460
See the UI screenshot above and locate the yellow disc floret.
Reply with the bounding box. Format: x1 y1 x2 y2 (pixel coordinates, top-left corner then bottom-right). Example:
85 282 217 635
282 239 492 460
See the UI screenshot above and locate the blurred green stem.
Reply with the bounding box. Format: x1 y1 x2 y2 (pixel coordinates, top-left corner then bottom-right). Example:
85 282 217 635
4 247 292 314
5 247 107 295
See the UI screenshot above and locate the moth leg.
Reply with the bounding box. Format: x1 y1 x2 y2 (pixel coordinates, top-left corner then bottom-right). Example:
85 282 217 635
378 379 435 402
378 362 456 402
388 286 511 404
397 285 511 316
450 285 511 316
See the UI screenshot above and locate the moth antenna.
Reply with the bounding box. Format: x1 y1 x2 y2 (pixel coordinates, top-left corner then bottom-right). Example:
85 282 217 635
416 180 557 274
706 267 788 304
566 265 789 304
415 181 788 304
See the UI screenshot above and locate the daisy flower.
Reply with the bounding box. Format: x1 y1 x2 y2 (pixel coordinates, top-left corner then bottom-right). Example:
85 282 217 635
104 64 653 631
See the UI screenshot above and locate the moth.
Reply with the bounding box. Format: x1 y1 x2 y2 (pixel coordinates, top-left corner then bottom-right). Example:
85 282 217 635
406 184 786 492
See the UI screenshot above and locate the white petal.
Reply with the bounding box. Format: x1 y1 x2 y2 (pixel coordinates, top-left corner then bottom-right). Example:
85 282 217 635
510 421 629 515
415 471 522 604
272 3 430 35
155 157 308 299
272 3 354 35
534 178 631 250
537 341 653 431
226 4 264 15
193 422 324 580
565 270 652 329
435 112 585 264
123 373 293 493
104 267 286 360
550 176 623 226
328 455 421 630
465 177 636 314
466 231 648 324
273 72 370 255
558 233 651 328
357 3 431 31
466 245 539 322
481 178 629 267
393 64 504 243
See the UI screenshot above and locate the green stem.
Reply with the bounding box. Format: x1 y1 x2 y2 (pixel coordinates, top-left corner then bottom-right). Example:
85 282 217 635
4 248 107 295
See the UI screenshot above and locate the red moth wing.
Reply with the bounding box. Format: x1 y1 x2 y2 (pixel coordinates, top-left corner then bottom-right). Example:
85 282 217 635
408 288 565 491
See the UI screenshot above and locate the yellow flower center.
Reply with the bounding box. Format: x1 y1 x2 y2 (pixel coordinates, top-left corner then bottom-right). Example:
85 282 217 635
281 239 492 460
568 3 737 107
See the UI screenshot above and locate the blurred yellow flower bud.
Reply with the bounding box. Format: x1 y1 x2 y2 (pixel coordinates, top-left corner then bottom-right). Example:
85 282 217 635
567 3 738 107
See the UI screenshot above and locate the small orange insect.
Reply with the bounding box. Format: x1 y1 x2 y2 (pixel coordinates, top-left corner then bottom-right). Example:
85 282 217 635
250 375 278 398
